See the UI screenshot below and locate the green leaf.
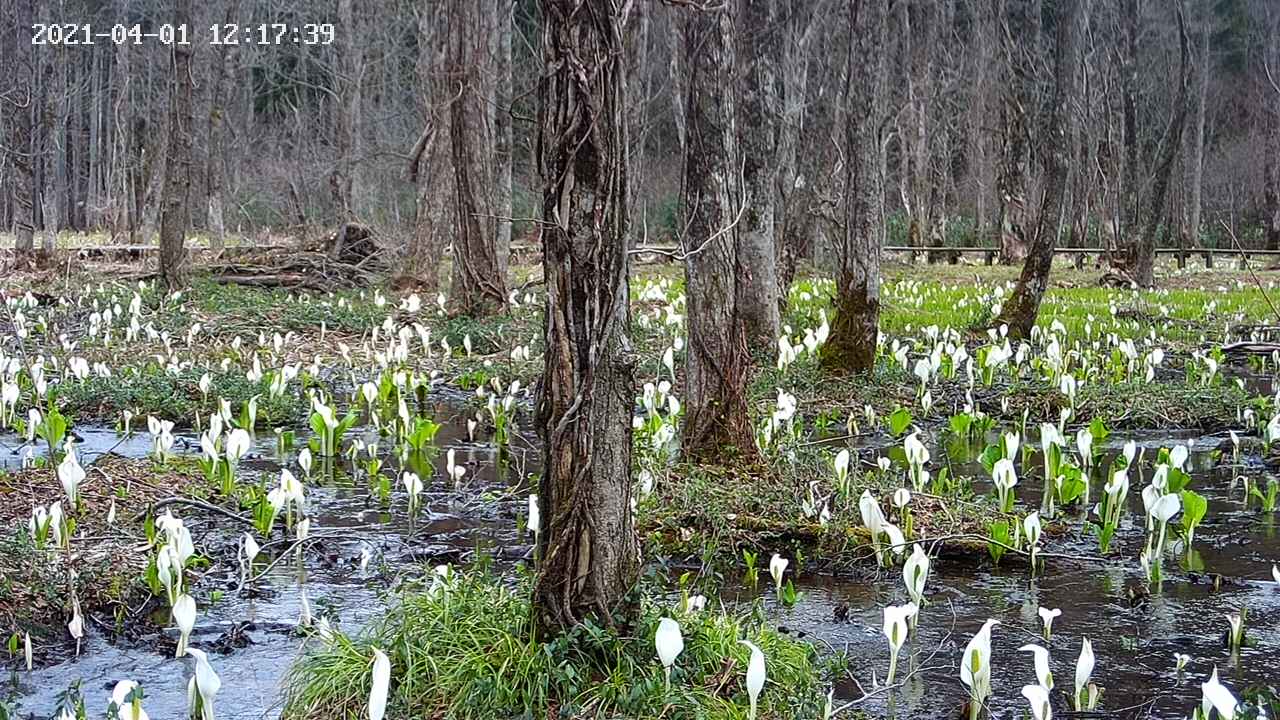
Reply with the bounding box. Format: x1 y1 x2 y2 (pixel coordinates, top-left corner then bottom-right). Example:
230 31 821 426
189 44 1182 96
1180 490 1207 534
888 407 913 437
948 413 973 438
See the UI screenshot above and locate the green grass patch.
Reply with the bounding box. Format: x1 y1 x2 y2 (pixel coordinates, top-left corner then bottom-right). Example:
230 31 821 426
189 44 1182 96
57 365 307 428
282 569 832 720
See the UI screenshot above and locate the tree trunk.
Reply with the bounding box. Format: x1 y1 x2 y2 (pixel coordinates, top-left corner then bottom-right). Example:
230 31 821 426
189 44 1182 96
681 4 757 462
997 0 1081 338
1116 3 1191 288
206 2 236 251
775 1 818 311
533 0 638 637
1119 0 1139 254
158 0 195 289
736 0 782 349
820 0 887 374
1187 13 1209 250
494 0 515 276
995 0 1037 265
8 0 36 260
1265 19 1280 253
448 0 507 315
330 0 359 220
407 0 452 293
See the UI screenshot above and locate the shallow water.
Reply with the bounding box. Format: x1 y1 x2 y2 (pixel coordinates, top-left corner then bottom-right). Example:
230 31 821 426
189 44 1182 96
10 395 535 719
9 410 1280 719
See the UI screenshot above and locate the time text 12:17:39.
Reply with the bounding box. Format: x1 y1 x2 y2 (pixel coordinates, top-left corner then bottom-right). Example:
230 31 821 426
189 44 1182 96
30 23 335 46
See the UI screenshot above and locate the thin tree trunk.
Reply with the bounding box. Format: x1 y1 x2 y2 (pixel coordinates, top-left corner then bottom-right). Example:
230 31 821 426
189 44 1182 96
998 0 1081 338
775 1 818 309
1187 13 1209 250
995 0 1037 264
737 0 782 349
1265 15 1280 252
8 0 36 260
681 4 757 461
330 0 359 220
407 0 451 294
821 0 887 374
533 0 638 637
1116 3 1190 287
206 2 236 251
448 0 507 315
158 0 195 289
494 0 514 274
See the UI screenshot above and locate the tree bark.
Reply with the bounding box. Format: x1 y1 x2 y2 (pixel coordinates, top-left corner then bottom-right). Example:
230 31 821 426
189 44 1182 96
1187 12 1210 250
775 1 819 310
736 0 783 350
1264 9 1280 252
330 0 360 220
1115 3 1191 287
448 0 507 315
494 0 515 275
158 0 195 289
7 0 36 260
995 0 1038 265
820 0 887 374
681 4 757 462
997 0 1081 338
407 0 452 292
533 0 638 636
205 2 236 251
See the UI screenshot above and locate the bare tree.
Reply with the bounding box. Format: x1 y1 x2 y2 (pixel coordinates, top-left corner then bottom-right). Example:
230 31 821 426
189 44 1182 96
205 1 237 251
407 0 453 293
820 0 887 374
1259 1 1280 251
1186 8 1211 251
775 0 821 307
4 0 37 263
533 0 638 636
449 0 508 315
736 0 782 348
997 0 1082 338
330 0 361 220
1113 2 1190 287
494 0 515 272
158 0 196 289
680 3 757 461
995 0 1039 265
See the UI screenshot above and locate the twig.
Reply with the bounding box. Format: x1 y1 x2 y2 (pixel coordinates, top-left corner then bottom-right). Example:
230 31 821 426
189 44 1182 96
131 496 255 526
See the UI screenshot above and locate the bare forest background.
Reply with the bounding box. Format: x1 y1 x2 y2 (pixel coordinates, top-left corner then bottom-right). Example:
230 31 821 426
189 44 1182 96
2 0 1280 296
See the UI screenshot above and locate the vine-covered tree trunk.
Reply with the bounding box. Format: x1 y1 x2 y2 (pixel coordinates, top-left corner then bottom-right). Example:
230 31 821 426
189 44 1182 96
820 0 887 374
681 4 757 461
533 0 638 637
158 0 194 290
448 0 507 315
736 0 782 349
997 0 1080 338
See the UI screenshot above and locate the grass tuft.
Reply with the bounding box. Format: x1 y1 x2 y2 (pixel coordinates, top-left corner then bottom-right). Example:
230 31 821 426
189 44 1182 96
282 569 831 719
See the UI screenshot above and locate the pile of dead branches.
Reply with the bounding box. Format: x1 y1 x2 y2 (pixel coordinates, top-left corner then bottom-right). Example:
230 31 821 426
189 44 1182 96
207 223 387 290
